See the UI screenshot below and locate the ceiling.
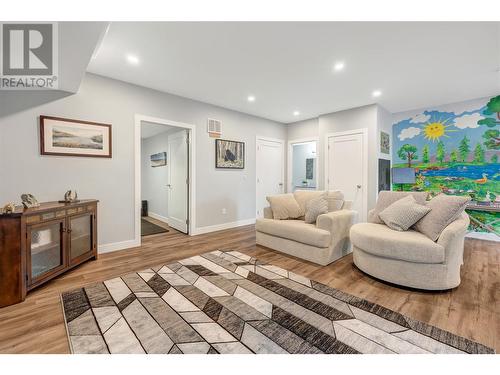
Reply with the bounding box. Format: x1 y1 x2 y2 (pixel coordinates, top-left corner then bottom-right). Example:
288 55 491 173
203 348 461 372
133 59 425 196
141 121 179 139
88 22 500 123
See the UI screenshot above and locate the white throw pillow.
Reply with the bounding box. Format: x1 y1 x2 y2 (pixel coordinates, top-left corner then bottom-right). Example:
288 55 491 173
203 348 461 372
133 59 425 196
304 192 329 224
379 195 431 231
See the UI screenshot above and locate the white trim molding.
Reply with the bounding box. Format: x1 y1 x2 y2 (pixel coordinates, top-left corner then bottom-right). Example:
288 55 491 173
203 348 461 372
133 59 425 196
98 238 141 254
466 232 499 242
134 114 197 248
192 218 256 236
287 136 319 193
147 212 170 224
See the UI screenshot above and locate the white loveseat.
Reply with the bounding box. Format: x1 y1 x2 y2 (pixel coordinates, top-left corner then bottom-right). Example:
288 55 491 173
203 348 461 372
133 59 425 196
256 190 357 266
351 209 470 290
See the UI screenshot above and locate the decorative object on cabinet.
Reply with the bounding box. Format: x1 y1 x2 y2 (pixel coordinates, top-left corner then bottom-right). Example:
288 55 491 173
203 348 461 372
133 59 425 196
215 139 245 169
59 190 79 203
40 115 112 158
150 152 167 167
0 200 98 308
21 193 40 208
1 203 16 214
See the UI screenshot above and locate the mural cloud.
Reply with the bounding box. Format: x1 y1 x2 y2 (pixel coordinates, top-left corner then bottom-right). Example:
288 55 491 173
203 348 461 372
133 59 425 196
409 113 431 124
398 126 421 141
453 113 483 129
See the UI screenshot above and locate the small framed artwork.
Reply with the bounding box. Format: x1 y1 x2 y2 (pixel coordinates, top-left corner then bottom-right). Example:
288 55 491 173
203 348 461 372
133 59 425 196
40 116 112 158
150 152 167 167
215 139 245 169
380 131 390 154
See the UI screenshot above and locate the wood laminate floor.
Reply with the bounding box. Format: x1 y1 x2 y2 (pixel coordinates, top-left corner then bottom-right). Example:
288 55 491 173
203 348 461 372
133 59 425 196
0 225 498 353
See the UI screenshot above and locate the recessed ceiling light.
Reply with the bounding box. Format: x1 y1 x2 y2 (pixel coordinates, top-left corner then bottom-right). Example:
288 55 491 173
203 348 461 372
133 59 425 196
247 95 256 102
372 90 382 97
333 62 345 72
126 54 140 65
293 111 300 116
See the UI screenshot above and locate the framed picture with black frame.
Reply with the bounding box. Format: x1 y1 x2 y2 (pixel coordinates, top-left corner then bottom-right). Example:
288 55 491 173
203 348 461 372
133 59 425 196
215 139 245 169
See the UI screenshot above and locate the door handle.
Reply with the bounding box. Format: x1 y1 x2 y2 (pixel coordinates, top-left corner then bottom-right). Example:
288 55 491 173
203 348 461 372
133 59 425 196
166 184 172 188
278 183 283 186
356 184 362 189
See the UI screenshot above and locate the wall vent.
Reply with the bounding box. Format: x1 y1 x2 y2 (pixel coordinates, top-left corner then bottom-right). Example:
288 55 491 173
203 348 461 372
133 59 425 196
207 118 222 138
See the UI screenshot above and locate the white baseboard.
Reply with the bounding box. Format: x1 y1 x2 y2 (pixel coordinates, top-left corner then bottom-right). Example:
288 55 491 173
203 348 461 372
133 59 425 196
192 218 256 236
98 238 141 254
147 212 170 224
466 232 499 242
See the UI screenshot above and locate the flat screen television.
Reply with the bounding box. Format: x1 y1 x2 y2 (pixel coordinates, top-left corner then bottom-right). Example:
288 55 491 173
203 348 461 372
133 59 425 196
392 168 416 184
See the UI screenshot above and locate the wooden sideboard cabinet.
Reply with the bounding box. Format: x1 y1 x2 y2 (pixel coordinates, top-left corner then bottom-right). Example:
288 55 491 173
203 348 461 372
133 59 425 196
0 200 98 308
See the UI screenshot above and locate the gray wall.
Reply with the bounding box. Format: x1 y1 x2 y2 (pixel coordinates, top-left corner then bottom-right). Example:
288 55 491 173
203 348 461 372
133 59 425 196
287 118 319 140
0 73 286 246
141 131 170 219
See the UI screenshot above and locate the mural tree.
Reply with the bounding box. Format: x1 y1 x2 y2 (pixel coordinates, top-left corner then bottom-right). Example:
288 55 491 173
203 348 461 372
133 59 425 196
436 141 446 164
491 154 499 163
458 136 470 162
397 144 418 167
422 144 430 163
482 129 500 150
450 149 458 163
474 143 485 163
478 95 500 127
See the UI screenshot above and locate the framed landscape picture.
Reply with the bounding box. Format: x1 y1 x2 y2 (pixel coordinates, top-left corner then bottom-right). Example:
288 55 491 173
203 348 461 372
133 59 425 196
215 139 245 169
40 116 112 158
150 152 167 167
380 131 390 154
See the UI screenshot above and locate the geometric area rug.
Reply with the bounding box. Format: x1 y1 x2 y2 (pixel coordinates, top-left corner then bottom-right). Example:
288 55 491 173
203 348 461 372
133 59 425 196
61 250 495 354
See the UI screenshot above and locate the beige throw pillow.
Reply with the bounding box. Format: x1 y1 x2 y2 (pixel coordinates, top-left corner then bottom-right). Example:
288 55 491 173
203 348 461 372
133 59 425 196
304 192 329 223
369 191 428 224
266 194 302 220
327 190 344 212
413 194 470 241
379 195 431 231
293 190 324 216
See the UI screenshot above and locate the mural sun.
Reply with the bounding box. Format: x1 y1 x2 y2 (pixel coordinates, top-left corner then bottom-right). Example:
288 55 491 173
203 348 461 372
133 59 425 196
422 120 455 141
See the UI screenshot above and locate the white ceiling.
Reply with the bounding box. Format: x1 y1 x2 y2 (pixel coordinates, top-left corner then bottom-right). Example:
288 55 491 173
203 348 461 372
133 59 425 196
141 121 179 139
88 22 500 123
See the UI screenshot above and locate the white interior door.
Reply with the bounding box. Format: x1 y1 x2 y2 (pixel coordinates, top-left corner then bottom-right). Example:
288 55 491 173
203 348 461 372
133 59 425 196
327 131 367 221
256 138 284 218
167 130 189 233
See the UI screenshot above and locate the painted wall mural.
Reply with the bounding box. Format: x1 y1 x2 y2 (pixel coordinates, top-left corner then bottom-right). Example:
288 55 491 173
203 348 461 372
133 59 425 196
392 95 500 236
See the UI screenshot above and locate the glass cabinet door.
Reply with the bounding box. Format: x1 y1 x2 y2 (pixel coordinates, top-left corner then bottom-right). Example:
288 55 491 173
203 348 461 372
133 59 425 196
29 221 64 282
69 214 93 264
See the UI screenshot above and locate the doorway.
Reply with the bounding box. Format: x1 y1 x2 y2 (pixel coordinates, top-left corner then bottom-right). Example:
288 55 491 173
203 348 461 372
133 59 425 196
135 115 196 242
325 129 368 222
256 137 285 218
287 138 318 192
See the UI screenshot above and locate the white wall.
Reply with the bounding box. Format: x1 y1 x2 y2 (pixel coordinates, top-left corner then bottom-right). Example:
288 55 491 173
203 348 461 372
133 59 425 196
0 73 286 247
141 131 170 220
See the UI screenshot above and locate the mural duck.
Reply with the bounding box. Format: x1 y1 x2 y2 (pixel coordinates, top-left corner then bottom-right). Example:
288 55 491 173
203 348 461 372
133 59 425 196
475 173 488 184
